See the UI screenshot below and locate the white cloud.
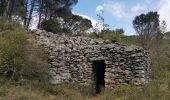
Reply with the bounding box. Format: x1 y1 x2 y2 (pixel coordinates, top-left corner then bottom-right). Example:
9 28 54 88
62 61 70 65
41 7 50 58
131 3 146 13
96 5 104 13
96 2 127 19
158 0 170 31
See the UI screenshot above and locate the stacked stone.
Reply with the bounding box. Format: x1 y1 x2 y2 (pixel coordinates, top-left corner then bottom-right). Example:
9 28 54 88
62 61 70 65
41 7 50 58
31 29 150 89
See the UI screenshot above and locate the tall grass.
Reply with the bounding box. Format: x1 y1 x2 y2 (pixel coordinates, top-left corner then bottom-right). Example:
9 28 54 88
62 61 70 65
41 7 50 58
0 17 50 83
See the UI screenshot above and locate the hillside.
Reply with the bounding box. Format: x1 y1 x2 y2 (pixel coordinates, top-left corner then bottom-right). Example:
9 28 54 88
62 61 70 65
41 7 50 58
0 17 170 100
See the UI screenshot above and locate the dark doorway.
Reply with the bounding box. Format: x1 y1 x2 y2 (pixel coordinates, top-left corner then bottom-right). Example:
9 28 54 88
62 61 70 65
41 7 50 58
92 60 106 93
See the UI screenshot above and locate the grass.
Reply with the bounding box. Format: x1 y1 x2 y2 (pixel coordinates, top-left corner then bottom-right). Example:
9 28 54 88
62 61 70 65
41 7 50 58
0 79 170 100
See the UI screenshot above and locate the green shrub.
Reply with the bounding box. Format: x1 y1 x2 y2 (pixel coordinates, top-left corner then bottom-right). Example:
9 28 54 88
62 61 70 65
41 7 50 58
85 32 98 39
120 35 138 45
0 17 50 83
86 30 124 41
40 19 64 34
100 32 122 41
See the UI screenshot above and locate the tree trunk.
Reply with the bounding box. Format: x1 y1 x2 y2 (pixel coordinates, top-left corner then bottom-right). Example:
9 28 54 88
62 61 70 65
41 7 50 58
26 0 36 29
3 0 11 17
38 0 43 28
44 9 47 20
0 0 5 16
8 0 15 20
24 0 28 27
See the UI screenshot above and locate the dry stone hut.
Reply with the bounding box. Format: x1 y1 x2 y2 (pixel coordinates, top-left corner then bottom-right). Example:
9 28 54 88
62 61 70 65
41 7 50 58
32 29 150 91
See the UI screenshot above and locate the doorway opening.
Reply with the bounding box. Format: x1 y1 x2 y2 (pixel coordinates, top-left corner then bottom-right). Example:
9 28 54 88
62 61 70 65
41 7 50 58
92 60 106 93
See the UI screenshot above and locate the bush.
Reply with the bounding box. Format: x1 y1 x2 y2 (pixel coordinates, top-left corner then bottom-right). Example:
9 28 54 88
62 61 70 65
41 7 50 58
0 17 50 83
86 30 123 41
40 19 64 34
85 32 98 39
100 32 122 41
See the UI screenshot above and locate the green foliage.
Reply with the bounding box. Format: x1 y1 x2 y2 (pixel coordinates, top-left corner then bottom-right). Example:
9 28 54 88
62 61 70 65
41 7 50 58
43 0 78 17
0 0 78 29
86 32 99 39
121 35 138 45
115 28 124 35
0 17 15 31
41 13 93 35
0 17 50 83
63 14 92 34
133 11 161 49
40 19 64 34
86 29 124 41
100 29 123 41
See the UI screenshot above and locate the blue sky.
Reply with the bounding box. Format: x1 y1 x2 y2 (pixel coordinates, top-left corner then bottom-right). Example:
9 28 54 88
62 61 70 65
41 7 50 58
72 0 170 35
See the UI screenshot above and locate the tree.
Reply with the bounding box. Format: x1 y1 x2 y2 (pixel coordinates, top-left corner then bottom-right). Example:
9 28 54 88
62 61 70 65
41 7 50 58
133 11 167 70
0 0 25 20
40 13 92 35
115 28 124 35
97 12 104 31
26 0 36 28
78 18 93 33
40 18 63 33
0 0 6 16
62 14 92 34
0 0 79 29
96 10 109 32
160 20 167 34
133 12 160 49
23 0 29 27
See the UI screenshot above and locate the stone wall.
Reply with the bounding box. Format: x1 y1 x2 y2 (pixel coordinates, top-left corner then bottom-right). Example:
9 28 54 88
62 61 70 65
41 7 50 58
31 29 150 89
